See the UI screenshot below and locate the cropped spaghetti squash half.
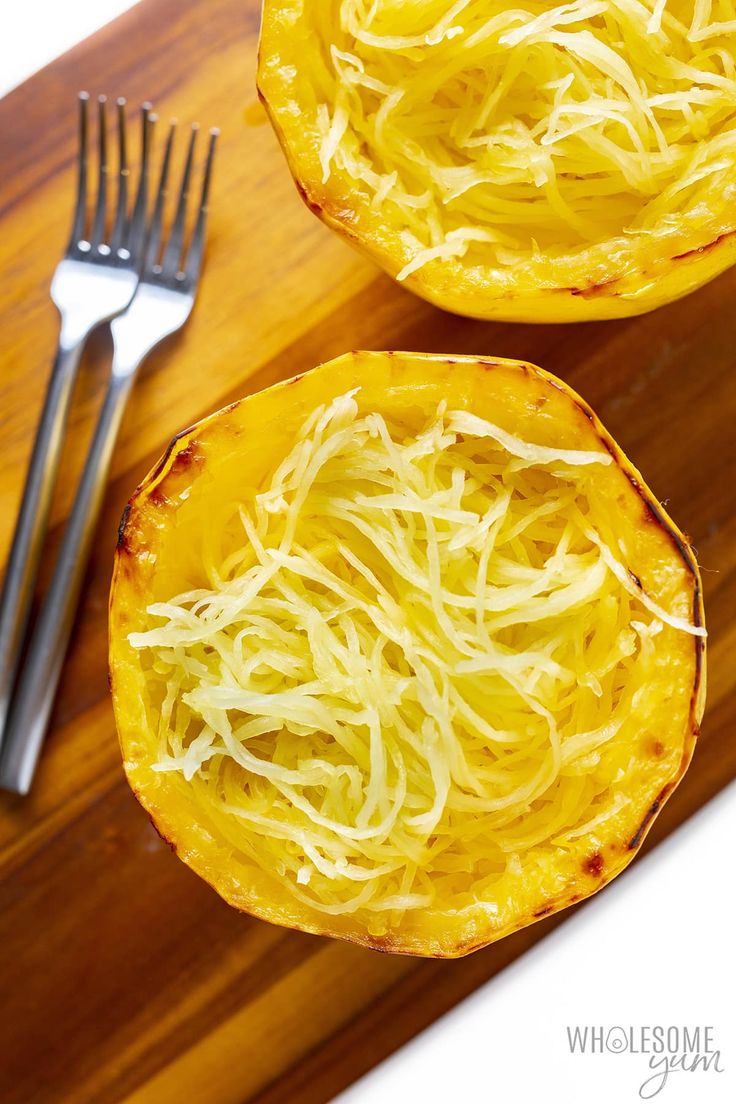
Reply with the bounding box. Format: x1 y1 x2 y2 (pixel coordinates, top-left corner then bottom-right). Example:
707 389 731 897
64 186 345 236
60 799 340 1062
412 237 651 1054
257 1 736 321
110 352 705 957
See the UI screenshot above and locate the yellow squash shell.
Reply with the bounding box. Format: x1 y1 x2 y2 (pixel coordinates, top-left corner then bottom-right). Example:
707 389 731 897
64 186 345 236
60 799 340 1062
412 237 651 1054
110 352 705 956
257 2 736 322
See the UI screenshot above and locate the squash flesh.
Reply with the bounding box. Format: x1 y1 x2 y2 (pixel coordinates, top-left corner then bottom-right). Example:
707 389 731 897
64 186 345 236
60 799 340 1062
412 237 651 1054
110 353 705 956
258 1 736 320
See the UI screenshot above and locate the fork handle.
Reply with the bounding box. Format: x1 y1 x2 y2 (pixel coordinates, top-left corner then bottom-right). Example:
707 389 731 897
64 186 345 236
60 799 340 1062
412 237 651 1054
0 338 86 749
0 369 135 794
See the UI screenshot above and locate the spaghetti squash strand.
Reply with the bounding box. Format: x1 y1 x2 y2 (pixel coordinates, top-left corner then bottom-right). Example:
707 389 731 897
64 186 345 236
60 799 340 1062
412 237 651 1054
307 1 736 274
130 390 700 923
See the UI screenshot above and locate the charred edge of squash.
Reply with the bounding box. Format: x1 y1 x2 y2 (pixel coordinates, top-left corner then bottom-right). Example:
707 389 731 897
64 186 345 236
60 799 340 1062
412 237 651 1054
294 177 323 217
478 358 515 371
627 784 672 851
116 503 133 552
145 424 204 491
119 433 208 551
672 228 736 262
256 70 358 231
116 434 191 557
550 227 736 296
148 811 179 854
568 277 622 298
145 428 190 487
583 851 605 878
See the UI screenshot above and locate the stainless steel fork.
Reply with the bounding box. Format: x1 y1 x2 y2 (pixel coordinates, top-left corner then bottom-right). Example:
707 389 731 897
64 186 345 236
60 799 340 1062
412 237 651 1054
0 121 218 795
0 94 153 748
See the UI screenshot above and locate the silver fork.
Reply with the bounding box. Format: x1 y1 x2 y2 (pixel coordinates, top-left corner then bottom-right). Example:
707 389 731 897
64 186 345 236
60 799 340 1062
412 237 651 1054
0 121 218 795
0 93 153 748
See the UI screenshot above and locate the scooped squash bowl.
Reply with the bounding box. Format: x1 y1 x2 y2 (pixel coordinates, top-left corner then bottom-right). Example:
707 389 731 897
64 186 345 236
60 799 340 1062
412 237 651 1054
110 352 705 957
257 2 736 322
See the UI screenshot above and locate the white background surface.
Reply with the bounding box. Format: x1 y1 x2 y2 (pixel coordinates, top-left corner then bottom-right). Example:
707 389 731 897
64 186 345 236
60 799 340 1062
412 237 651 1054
2 8 733 1104
0 1 140 98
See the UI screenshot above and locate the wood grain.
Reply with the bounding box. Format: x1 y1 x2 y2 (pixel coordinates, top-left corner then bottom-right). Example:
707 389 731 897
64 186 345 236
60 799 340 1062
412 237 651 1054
0 1 735 1101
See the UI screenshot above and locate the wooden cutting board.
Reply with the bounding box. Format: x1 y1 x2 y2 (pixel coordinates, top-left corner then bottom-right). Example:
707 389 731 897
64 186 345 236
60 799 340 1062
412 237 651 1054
1 2 734 1101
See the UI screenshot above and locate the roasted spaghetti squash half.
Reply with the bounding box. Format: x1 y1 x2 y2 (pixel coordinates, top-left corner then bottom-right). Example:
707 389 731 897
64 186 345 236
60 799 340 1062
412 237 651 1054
257 1 736 322
110 352 705 956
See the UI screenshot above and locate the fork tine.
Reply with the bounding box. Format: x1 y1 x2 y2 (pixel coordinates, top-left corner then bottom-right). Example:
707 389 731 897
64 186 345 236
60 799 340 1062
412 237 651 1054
68 92 90 247
161 123 199 277
142 119 176 271
110 98 129 253
89 96 109 250
184 128 219 284
125 102 155 261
